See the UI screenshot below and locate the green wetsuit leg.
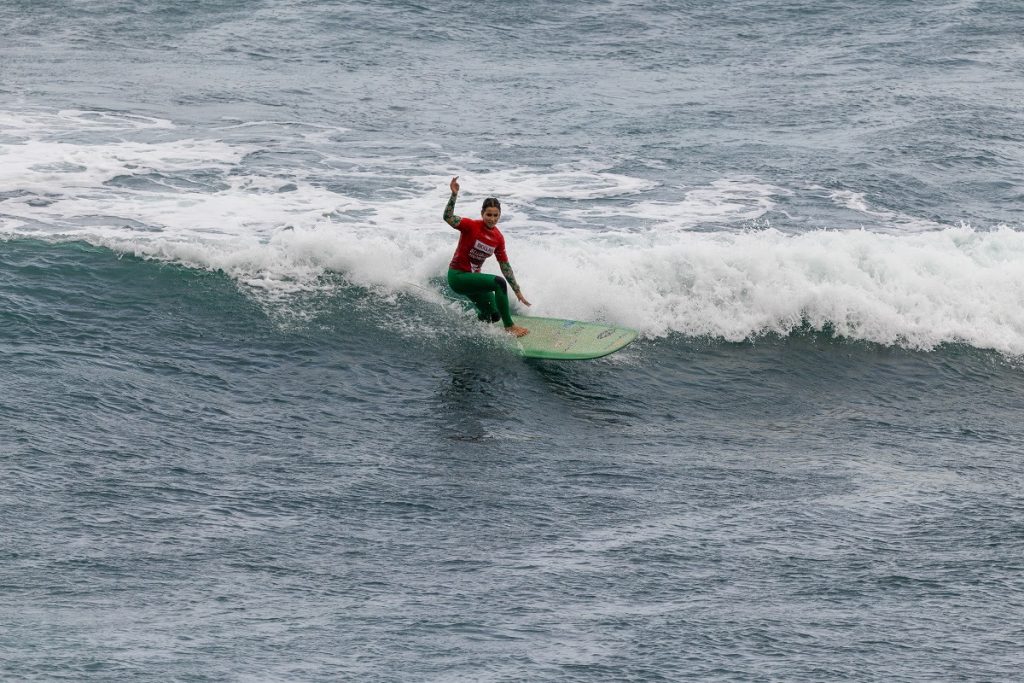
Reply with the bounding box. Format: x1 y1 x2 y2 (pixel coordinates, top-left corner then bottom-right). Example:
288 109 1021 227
447 268 514 327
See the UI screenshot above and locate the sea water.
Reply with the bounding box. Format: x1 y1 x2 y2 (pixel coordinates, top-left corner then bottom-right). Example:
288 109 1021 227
2 1 1023 680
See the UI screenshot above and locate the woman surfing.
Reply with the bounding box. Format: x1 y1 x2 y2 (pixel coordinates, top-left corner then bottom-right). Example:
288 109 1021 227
443 177 531 337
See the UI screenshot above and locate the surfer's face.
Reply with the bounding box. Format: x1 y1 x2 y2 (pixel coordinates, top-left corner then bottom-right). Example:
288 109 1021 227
481 206 501 229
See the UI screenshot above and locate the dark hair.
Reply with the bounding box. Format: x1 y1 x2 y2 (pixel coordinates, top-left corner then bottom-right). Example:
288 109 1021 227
481 197 501 212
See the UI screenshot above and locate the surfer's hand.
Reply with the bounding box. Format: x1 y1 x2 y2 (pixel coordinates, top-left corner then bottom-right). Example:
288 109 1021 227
516 291 531 306
450 176 460 194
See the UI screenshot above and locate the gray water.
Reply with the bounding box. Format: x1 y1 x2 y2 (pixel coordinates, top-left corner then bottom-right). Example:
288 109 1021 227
2 1 1024 680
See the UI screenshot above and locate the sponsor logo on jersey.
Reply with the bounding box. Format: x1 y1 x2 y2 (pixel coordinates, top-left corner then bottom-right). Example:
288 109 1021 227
469 239 497 271
472 240 495 255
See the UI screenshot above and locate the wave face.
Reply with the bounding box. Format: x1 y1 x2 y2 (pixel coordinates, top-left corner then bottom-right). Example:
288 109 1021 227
3 1 1024 681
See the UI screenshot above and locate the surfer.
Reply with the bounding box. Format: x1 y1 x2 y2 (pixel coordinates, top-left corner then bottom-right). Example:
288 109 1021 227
443 176 531 337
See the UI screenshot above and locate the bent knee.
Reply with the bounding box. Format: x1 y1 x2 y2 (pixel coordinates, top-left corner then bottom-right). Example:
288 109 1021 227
493 276 508 293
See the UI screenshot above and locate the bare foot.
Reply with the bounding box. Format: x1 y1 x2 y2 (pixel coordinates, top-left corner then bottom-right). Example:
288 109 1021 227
506 324 529 338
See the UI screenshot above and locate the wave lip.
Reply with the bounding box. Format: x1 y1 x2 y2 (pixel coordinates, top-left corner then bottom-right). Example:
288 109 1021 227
57 223 1023 358
567 225 1024 355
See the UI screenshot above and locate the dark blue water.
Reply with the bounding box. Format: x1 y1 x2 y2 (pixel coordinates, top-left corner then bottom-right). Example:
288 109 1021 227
3 1 1024 680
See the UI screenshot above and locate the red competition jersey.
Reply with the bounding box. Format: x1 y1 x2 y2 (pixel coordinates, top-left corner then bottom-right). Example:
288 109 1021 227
448 217 509 272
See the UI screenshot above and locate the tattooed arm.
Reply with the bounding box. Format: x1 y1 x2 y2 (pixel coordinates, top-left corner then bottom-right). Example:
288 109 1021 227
500 261 531 306
443 176 462 228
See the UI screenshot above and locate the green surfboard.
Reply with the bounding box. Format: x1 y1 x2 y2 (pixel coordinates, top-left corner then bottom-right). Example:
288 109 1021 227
509 315 638 360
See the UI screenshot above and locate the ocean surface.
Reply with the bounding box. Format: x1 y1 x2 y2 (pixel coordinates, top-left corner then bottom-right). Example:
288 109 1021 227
2 1 1024 680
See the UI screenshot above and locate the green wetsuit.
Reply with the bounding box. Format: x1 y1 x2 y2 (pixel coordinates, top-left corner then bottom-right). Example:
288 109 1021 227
447 268 514 326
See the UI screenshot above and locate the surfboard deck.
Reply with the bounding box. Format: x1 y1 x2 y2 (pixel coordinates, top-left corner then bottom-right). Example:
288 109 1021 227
510 315 638 360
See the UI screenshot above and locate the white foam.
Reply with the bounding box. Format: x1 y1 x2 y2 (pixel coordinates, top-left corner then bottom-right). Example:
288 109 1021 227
1 138 245 195
88 221 1024 356
511 226 1024 355
563 178 783 229
827 187 943 232
0 109 174 136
